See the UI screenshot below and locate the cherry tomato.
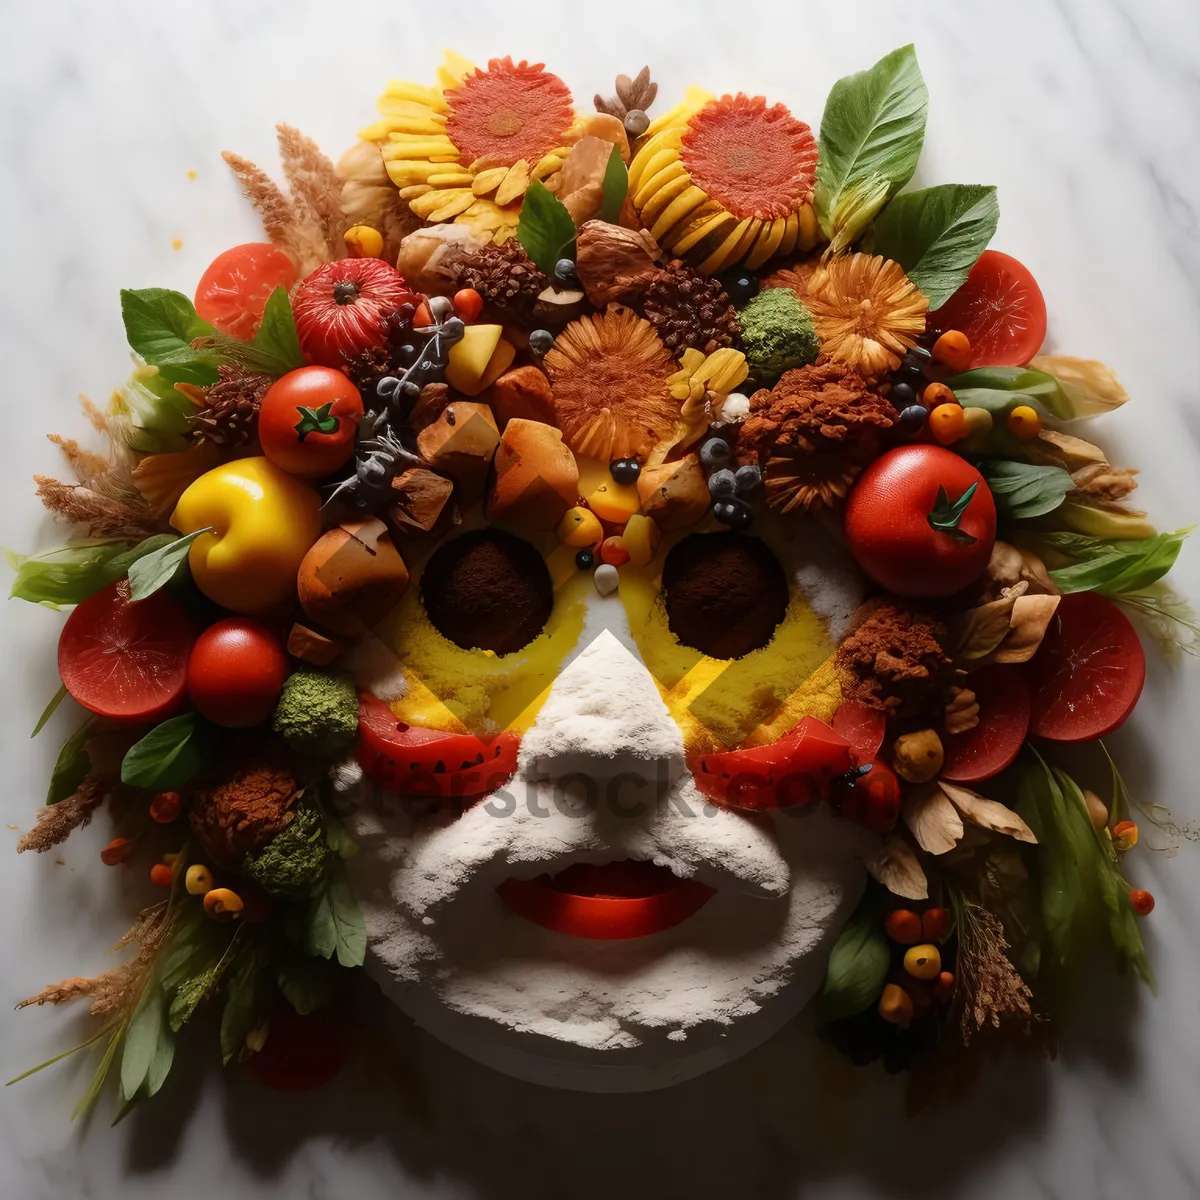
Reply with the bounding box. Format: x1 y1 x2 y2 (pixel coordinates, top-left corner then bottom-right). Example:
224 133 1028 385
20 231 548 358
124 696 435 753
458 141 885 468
186 618 288 728
496 861 715 940
687 716 855 811
941 664 1031 782
836 758 902 832
831 700 887 765
453 288 484 321
194 243 297 341
1027 593 1146 743
922 907 951 939
931 250 1047 368
249 1004 350 1092
356 691 521 797
1129 889 1155 917
884 909 923 945
844 445 996 598
258 367 364 479
58 581 195 723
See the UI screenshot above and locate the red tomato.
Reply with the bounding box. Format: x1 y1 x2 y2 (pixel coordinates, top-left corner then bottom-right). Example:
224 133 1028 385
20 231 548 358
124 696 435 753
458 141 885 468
1027 593 1145 743
356 691 521 797
931 250 1047 368
58 581 195 723
258 367 364 479
831 700 887 765
497 861 715 940
186 618 288 728
844 445 996 598
687 716 855 811
249 1004 349 1093
194 243 297 341
941 664 1030 782
835 758 902 832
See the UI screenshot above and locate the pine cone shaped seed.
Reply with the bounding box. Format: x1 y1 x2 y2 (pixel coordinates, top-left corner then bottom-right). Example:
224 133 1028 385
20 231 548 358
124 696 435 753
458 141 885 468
452 242 549 320
642 261 740 355
191 367 271 447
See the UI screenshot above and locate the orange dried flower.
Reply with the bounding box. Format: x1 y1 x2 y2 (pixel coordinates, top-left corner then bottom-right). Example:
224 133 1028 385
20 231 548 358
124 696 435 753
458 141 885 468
805 253 928 380
543 307 681 461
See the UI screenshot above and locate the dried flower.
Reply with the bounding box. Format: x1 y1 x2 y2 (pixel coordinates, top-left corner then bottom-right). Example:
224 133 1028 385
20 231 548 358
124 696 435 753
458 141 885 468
543 307 681 460
954 898 1034 1044
188 366 273 448
642 260 739 354
449 240 549 321
760 255 822 297
805 253 928 380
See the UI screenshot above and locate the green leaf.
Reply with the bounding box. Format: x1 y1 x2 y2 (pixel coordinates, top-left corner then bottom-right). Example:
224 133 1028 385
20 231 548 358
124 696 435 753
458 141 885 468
277 951 337 1015
927 482 979 544
120 714 206 790
598 143 629 224
295 861 366 967
814 44 928 252
251 287 305 373
120 978 174 1104
1044 529 1190 596
31 684 68 738
126 528 210 601
9 541 133 606
294 404 339 438
872 184 999 309
220 943 270 1065
979 459 1073 520
47 717 96 804
946 366 1086 422
120 368 197 454
516 179 577 276
120 289 219 386
820 893 889 1021
324 812 359 860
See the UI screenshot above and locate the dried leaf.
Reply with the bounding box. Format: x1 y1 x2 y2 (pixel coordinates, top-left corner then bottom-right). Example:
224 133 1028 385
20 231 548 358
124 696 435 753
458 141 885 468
987 540 1057 596
955 584 1025 659
940 781 1037 843
1028 354 1128 415
1070 462 1139 503
864 834 928 900
992 593 1061 664
131 442 222 517
902 783 964 855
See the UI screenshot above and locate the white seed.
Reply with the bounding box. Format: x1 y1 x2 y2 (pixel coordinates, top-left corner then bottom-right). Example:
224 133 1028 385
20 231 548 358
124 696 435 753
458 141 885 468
593 564 620 596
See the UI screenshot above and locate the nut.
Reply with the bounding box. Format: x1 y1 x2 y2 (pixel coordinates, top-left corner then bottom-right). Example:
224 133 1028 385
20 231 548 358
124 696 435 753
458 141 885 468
892 728 945 784
944 687 979 735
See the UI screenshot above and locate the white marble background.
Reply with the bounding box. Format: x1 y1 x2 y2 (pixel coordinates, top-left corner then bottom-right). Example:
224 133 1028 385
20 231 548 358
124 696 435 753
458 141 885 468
1 0 1198 1196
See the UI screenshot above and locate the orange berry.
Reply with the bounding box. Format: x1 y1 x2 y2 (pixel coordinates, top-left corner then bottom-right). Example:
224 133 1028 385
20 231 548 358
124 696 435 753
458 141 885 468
878 983 914 1025
1112 820 1139 851
932 330 972 372
921 381 956 409
149 791 183 823
884 909 922 944
1130 888 1155 916
100 837 133 867
149 862 174 888
921 906 950 939
600 536 631 567
453 288 484 321
930 403 967 444
932 971 956 1002
1006 404 1043 440
413 300 434 329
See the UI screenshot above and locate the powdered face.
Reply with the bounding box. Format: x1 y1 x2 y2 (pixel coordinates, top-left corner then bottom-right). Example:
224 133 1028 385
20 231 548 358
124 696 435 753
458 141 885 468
340 520 870 1092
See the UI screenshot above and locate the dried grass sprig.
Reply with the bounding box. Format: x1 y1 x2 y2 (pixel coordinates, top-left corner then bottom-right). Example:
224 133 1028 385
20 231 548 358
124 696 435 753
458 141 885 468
276 123 348 260
33 476 161 541
221 150 326 276
17 774 112 854
954 897 1034 1043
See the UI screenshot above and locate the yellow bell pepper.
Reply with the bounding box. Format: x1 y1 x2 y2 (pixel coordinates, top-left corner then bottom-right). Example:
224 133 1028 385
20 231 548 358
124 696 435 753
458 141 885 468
171 457 321 614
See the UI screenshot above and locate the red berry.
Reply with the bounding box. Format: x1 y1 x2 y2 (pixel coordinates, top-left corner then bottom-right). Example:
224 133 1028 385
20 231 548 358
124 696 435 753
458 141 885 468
101 838 133 867
884 910 922 945
1130 888 1155 916
600 536 630 567
922 907 950 939
149 863 174 888
453 288 484 321
149 792 183 823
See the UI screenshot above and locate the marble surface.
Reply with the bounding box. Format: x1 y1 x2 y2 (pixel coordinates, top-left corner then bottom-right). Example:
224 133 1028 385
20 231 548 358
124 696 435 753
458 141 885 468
1 0 1199 1196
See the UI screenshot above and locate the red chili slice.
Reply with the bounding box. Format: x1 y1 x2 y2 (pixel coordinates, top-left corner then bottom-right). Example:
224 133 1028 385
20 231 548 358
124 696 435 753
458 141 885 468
497 861 715 940
687 716 854 811
1026 593 1146 743
941 664 1031 782
831 700 887 765
355 691 520 797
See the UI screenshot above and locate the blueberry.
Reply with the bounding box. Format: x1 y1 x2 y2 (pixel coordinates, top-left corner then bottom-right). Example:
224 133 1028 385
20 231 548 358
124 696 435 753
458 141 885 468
899 404 928 434
719 270 759 307
610 458 641 485
891 380 916 407
529 329 555 356
894 363 925 390
699 436 732 468
553 258 579 287
712 497 753 530
734 464 761 494
708 468 738 498
575 548 595 570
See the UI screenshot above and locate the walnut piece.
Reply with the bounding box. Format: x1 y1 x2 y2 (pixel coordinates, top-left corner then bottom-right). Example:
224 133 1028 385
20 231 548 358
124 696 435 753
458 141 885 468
944 687 980 735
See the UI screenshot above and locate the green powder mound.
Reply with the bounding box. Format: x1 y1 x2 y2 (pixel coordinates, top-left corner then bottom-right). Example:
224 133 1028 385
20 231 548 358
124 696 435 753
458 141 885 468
739 288 820 384
243 806 331 897
272 670 359 758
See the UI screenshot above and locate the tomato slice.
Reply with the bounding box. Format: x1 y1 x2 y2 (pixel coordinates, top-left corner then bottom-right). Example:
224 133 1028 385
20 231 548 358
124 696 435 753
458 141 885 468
941 664 1031 782
687 716 854 810
1027 593 1145 743
831 700 887 765
497 861 715 940
58 580 195 723
356 691 521 797
249 1004 349 1092
931 249 1047 367
195 243 297 341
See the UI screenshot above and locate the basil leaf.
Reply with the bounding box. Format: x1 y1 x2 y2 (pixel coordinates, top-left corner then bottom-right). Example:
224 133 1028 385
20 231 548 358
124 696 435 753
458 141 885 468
1047 529 1190 596
127 528 210 601
47 717 96 804
872 184 999 309
814 44 928 252
120 976 174 1104
820 894 889 1021
31 684 68 738
324 812 359 860
946 366 1090 422
121 714 207 790
120 289 219 386
277 950 337 1015
295 861 366 967
979 459 1073 520
517 180 577 276
253 287 305 372
598 144 629 224
10 542 132 606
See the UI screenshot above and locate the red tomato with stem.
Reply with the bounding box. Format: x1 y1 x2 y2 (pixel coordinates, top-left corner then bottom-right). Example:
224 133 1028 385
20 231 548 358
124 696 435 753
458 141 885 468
58 581 195 723
930 250 1047 368
258 367 364 480
1027 592 1146 742
844 445 996 598
186 618 289 728
941 664 1031 782
195 243 297 341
